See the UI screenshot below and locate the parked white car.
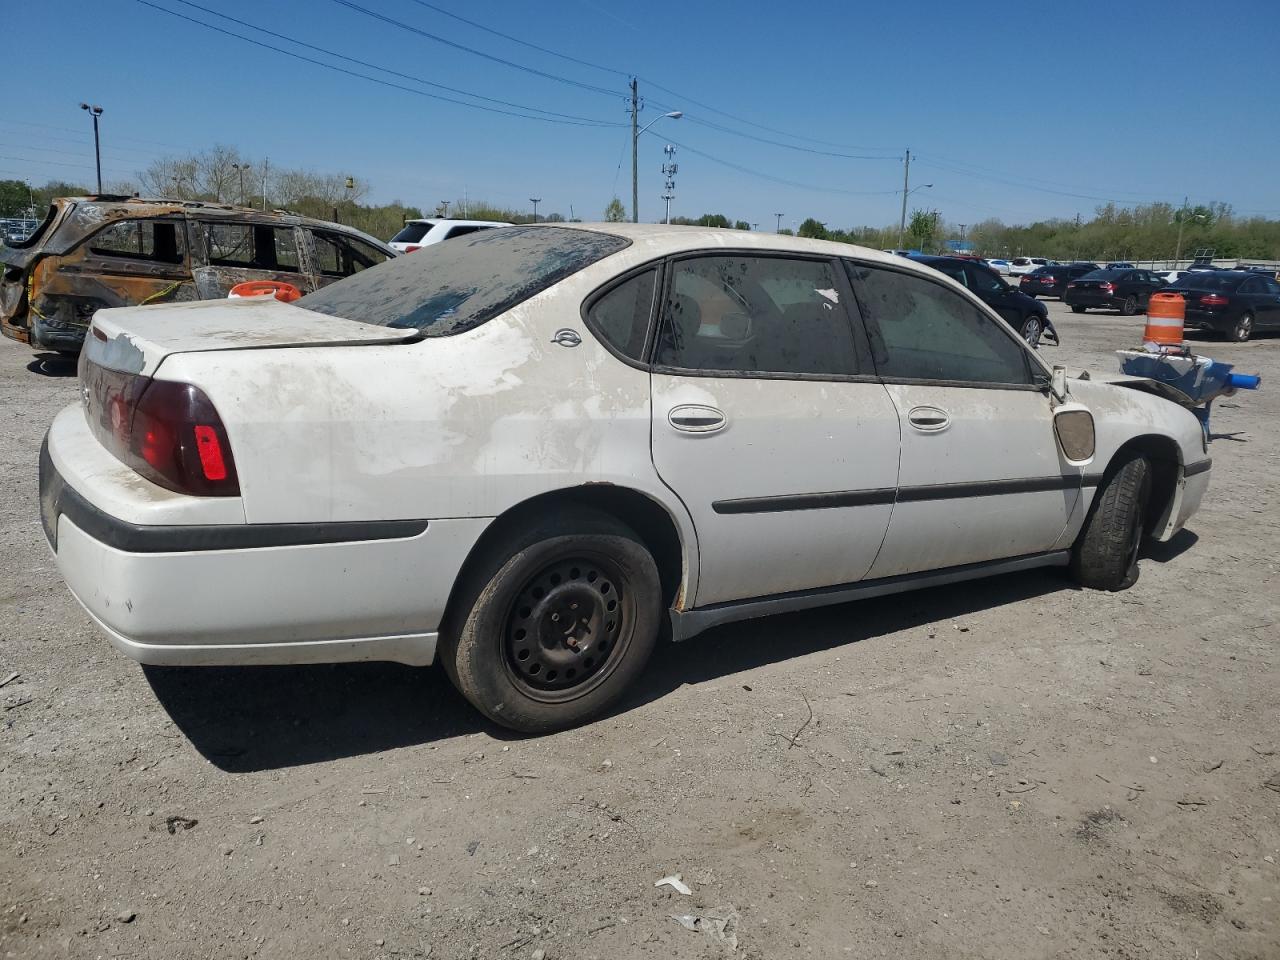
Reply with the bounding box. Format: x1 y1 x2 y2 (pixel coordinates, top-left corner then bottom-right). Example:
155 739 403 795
42 225 1211 731
1009 256 1054 276
388 217 511 253
985 258 1012 275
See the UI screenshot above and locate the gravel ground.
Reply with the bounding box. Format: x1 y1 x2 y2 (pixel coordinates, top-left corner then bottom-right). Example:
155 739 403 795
1 301 1277 960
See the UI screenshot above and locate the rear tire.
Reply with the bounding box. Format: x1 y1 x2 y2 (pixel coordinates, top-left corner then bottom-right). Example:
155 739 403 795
441 508 662 733
1070 453 1151 591
1230 312 1254 342
1120 295 1138 316
1070 305 1087 314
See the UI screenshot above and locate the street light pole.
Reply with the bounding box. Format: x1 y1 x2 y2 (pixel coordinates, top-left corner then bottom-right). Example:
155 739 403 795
79 103 104 194
231 163 247 205
630 87 682 223
897 182 934 248
775 212 784 233
530 197 541 223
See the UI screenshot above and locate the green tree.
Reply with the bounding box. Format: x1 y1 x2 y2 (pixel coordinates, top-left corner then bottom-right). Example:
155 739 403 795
603 197 626 222
797 218 829 240
0 180 32 218
734 220 751 231
695 213 731 228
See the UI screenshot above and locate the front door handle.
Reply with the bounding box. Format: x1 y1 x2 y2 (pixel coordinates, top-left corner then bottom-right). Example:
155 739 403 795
907 405 950 432
668 404 727 434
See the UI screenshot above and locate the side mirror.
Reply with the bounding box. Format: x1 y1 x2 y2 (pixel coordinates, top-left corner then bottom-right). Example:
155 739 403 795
1050 364 1069 402
1054 404 1095 465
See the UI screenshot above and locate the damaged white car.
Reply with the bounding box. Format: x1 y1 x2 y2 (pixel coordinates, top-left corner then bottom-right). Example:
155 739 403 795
40 225 1211 731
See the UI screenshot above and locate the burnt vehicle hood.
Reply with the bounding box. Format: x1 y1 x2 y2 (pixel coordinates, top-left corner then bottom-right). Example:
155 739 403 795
86 296 419 377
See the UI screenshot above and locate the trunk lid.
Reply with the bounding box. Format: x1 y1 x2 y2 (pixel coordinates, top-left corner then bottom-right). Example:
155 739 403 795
85 296 417 376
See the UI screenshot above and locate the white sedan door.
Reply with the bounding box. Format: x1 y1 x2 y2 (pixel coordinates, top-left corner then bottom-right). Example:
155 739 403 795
844 260 1081 579
648 253 901 606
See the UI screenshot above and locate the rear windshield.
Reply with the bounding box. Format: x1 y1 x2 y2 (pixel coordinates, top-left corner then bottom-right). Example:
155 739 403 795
1080 270 1122 280
1168 273 1243 292
6 204 57 249
390 221 433 244
299 226 629 335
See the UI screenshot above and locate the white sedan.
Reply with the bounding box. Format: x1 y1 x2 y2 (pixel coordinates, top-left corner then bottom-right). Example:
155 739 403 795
41 226 1212 731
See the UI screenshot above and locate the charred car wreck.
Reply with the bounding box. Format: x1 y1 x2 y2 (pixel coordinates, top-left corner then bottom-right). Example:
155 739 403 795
0 196 396 354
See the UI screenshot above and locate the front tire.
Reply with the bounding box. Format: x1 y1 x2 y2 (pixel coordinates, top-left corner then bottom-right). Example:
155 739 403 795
1230 312 1254 342
1019 314 1043 346
442 508 662 733
1070 453 1151 591
1070 305 1087 314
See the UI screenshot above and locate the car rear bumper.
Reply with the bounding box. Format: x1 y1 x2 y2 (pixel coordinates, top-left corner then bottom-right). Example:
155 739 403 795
1063 292 1119 308
41 417 491 667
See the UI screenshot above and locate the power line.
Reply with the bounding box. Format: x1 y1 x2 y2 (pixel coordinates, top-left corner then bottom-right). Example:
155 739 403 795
668 111 898 160
164 0 614 125
654 133 899 198
328 0 622 98
398 0 629 78
914 156 1161 206
133 0 622 127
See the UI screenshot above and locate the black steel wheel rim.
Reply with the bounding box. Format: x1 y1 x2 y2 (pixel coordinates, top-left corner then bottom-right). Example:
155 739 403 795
502 552 633 703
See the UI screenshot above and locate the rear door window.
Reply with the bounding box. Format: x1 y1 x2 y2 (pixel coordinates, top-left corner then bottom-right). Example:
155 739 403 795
88 219 185 265
848 261 1034 386
653 255 859 377
203 222 302 273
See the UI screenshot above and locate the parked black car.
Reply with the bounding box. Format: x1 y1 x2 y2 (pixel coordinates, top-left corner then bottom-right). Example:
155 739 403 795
911 254 1057 346
1019 262 1099 299
1062 268 1166 315
1165 270 1280 342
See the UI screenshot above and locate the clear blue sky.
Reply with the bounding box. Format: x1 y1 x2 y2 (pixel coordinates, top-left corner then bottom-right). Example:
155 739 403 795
5 0 1279 230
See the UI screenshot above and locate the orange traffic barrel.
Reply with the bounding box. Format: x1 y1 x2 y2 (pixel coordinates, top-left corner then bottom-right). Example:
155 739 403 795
228 280 302 302
1143 292 1185 350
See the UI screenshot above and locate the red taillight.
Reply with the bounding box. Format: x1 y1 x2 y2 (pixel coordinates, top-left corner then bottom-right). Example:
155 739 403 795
1042 275 1056 283
404 244 421 253
1100 282 1114 292
81 360 239 496
1199 294 1229 307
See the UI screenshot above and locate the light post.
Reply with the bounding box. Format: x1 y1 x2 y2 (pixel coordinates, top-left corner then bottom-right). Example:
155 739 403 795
78 103 104 194
231 162 249 205
1174 208 1206 266
897 183 933 248
529 197 541 223
632 110 682 223
774 212 784 233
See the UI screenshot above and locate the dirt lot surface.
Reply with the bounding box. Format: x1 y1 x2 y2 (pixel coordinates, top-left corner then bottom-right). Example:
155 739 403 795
2 301 1277 960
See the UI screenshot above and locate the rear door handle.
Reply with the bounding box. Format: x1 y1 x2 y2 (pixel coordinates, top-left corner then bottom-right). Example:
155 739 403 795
907 406 950 432
668 404 727 434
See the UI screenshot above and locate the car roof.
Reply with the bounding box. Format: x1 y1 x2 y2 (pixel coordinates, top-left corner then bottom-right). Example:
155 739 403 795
405 218 513 228
561 222 936 269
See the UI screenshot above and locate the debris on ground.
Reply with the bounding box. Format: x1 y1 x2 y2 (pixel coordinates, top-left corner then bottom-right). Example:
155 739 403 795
164 816 198 834
654 874 692 895
670 906 739 949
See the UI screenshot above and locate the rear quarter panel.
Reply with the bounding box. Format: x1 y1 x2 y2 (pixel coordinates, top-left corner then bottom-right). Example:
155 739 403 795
155 245 697 558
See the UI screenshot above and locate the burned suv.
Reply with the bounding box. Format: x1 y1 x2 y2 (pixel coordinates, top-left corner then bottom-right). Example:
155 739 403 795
1 196 396 355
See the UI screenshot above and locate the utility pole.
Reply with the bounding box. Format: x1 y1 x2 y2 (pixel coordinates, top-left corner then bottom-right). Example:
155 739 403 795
1174 195 1188 265
439 200 451 218
530 197 541 223
630 77 640 222
262 157 269 210
898 148 910 249
231 162 248 205
775 212 784 233
959 223 967 250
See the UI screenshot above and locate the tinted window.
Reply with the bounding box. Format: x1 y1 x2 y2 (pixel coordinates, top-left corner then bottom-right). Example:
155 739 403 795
204 222 300 272
88 219 184 264
1168 273 1243 292
444 225 491 240
654 255 857 376
299 226 628 335
391 222 432 243
311 231 389 278
849 263 1033 386
1240 276 1263 294
587 268 656 361
965 265 1006 294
